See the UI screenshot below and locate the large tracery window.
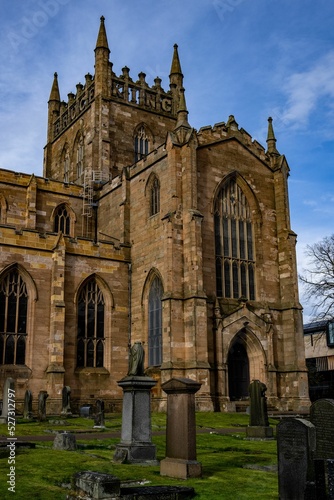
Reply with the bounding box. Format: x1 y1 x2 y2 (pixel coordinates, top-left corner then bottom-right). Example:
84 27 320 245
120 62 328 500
77 279 105 368
214 178 256 300
134 125 150 162
0 268 27 365
148 276 163 366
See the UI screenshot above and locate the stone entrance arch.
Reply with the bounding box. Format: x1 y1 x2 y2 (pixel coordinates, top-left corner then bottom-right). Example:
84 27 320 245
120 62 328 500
227 328 266 401
228 338 249 400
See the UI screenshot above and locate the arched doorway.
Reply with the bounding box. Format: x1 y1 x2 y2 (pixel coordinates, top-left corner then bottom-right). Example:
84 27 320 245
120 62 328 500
228 338 250 400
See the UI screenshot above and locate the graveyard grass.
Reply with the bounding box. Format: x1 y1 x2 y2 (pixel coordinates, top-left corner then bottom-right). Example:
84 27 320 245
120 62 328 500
0 413 279 499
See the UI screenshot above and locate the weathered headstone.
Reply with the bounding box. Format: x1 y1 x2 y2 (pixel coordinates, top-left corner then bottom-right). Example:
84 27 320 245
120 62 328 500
246 379 273 439
277 418 316 500
61 385 72 415
114 343 157 464
160 377 202 479
53 431 77 451
80 405 91 418
310 399 334 460
23 389 33 419
0 378 15 424
37 390 49 421
93 399 105 428
74 471 120 499
310 400 334 499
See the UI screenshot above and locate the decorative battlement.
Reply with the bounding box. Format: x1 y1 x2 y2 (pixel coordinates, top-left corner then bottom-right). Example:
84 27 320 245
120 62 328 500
197 117 268 162
53 74 95 139
111 67 175 116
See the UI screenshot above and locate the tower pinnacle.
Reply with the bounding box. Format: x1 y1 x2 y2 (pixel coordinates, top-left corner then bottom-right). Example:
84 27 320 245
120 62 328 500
95 15 110 53
169 44 183 91
175 87 190 129
266 117 279 155
49 72 60 103
170 44 183 76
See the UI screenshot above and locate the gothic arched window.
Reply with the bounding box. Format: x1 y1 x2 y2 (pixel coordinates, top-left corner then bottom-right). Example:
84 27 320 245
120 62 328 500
134 125 150 162
150 177 160 216
148 276 163 366
77 278 104 368
0 268 27 365
54 204 71 235
214 178 256 300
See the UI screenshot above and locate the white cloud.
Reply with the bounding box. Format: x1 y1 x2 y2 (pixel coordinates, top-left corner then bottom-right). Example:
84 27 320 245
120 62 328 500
277 50 334 128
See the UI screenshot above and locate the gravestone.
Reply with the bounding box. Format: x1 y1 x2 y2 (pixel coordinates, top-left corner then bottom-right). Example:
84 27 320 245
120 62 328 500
160 377 202 479
310 399 334 498
246 379 273 439
277 418 316 500
93 399 105 428
0 378 15 424
23 390 33 419
310 399 334 460
37 390 49 421
114 342 158 464
61 386 72 415
53 431 77 451
80 405 91 418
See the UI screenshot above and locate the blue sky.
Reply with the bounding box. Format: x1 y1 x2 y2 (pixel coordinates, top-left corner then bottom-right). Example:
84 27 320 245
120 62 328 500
1 0 334 320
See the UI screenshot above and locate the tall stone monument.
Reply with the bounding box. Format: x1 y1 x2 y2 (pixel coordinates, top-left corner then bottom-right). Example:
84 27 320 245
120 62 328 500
246 379 273 439
113 342 157 464
23 389 33 420
160 377 202 479
61 386 72 415
37 390 49 421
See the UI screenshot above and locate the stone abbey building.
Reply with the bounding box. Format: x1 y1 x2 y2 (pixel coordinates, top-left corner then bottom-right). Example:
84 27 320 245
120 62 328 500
0 17 310 414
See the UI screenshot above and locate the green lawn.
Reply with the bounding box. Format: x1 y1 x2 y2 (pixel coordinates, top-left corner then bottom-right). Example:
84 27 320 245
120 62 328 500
0 413 279 499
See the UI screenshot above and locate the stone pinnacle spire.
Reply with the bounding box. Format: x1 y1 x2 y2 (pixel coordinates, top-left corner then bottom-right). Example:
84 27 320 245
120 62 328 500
49 72 60 102
266 117 279 155
169 44 183 91
170 44 183 76
175 87 190 129
95 15 110 53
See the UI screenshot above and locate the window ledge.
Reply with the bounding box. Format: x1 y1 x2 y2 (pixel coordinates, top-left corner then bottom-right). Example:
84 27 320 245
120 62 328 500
74 367 110 376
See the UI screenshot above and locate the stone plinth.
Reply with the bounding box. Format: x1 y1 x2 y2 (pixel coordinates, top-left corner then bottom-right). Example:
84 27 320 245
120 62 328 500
113 375 157 465
246 426 273 439
160 377 202 479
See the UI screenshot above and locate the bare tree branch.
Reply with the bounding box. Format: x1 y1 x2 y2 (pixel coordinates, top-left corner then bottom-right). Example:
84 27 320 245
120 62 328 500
299 234 334 321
